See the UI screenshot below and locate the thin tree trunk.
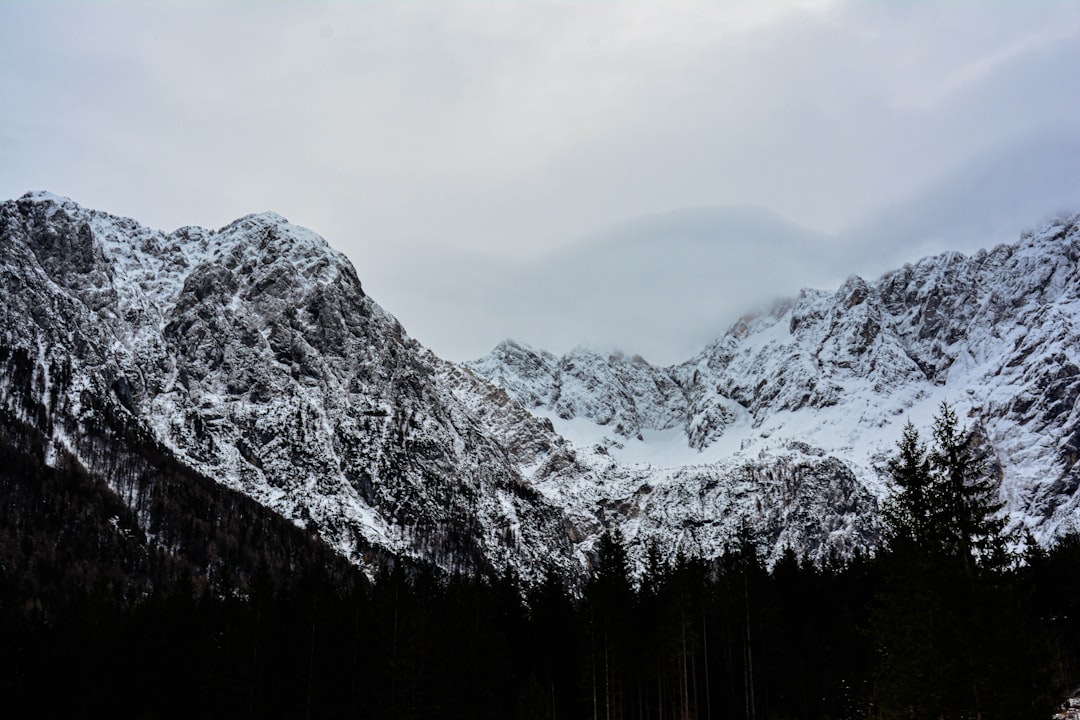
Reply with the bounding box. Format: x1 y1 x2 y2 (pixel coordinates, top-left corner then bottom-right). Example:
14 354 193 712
691 638 698 720
656 664 662 720
306 593 317 720
702 608 711 720
593 640 598 720
250 608 260 716
391 585 399 718
682 619 690 720
605 635 612 720
744 578 755 720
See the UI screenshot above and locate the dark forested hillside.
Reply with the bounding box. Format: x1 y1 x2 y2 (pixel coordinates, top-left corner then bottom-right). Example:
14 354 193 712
3 524 1077 718
4 405 1080 718
0 405 371 604
2 428 1078 720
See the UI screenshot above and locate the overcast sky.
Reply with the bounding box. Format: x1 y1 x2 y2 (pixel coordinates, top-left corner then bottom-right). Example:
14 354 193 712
4 1 1080 364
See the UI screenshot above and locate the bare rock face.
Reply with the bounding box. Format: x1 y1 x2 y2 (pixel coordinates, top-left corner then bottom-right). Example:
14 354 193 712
0 192 578 582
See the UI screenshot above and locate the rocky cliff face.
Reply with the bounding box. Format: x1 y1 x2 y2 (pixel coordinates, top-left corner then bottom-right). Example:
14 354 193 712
0 192 578 581
470 213 1080 560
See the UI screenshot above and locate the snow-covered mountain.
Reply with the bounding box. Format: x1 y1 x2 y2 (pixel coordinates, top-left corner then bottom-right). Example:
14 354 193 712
0 191 579 581
469 213 1080 563
3 191 1078 579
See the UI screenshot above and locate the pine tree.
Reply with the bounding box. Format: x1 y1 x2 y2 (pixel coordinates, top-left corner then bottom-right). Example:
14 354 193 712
871 402 1048 720
881 405 1008 569
585 528 634 720
927 402 1009 573
880 420 934 554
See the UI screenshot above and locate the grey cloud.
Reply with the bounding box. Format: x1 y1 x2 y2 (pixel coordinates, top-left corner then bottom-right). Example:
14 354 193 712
372 206 838 365
2 1 1079 365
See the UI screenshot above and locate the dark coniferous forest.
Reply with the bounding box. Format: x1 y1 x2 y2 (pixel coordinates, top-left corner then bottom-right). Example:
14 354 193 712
1 405 1079 719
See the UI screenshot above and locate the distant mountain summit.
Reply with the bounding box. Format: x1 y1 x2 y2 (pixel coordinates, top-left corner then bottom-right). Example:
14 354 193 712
470 212 1080 556
2 191 1078 579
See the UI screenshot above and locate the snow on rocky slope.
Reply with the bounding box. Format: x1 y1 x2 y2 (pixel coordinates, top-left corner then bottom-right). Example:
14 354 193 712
4 190 1077 579
469 213 1080 562
0 191 578 581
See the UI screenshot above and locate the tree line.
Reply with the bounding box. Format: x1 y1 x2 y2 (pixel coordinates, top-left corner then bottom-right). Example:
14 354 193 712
1 403 1078 718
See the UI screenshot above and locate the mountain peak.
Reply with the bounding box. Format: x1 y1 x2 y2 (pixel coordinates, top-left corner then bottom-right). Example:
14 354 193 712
0 193 581 582
18 190 76 204
474 215 1080 555
221 210 291 231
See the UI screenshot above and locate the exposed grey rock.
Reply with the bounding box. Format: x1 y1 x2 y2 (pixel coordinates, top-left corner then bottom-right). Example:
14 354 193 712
0 192 580 582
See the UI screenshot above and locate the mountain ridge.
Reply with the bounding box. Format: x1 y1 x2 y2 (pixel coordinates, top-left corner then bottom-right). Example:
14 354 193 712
0 191 579 582
468 211 1080 557
3 190 1078 579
